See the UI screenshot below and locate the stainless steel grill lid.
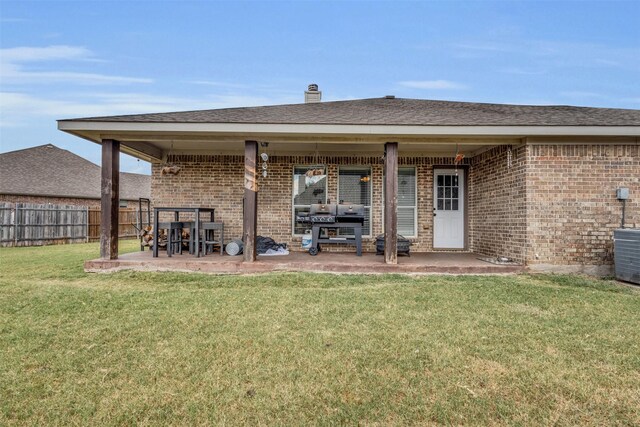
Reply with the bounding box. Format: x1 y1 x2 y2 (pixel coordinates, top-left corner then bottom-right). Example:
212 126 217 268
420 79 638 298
337 204 365 217
310 203 337 216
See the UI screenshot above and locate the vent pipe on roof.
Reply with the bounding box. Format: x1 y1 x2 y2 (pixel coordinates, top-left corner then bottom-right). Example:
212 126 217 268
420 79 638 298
305 84 322 103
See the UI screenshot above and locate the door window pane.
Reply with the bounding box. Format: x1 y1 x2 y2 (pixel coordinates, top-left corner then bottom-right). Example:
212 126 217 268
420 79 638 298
436 172 461 211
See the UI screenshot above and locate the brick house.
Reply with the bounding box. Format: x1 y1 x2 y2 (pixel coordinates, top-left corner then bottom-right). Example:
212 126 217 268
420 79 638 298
58 87 639 274
0 144 150 207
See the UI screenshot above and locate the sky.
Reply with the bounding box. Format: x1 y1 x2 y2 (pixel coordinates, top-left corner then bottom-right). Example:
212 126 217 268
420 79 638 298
1 0 639 174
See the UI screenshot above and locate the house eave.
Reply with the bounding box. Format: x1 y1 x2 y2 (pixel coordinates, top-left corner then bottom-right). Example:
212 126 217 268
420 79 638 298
58 120 640 162
58 120 640 138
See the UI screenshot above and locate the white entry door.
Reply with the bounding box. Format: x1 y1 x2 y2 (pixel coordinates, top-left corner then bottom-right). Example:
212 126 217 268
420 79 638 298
433 169 465 249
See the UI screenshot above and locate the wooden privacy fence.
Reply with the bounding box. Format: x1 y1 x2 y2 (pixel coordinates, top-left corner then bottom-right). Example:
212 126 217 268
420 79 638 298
0 202 149 247
86 208 142 242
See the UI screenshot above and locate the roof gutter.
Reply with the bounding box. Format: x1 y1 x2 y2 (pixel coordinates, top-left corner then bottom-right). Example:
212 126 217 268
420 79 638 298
58 121 640 138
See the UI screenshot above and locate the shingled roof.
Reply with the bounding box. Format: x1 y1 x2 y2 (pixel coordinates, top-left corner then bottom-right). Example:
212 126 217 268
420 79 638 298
61 97 640 126
0 144 150 200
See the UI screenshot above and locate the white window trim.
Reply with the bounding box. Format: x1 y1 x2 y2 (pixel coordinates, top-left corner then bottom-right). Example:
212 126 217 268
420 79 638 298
382 166 418 238
291 164 327 237
337 165 373 238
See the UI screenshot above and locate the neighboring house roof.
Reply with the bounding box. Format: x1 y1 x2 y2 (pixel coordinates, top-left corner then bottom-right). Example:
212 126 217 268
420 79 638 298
0 144 150 200
61 97 640 126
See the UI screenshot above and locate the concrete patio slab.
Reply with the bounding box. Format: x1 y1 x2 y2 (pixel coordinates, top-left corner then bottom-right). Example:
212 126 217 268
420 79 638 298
85 250 524 275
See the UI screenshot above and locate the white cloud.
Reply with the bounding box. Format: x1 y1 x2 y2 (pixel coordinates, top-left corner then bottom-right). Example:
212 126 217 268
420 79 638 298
398 80 467 90
1 92 116 120
1 65 152 84
0 45 152 85
1 45 91 62
0 91 299 127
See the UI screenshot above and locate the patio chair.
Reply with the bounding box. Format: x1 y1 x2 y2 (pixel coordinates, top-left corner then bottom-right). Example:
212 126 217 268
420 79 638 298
200 222 224 256
180 221 195 254
158 221 184 257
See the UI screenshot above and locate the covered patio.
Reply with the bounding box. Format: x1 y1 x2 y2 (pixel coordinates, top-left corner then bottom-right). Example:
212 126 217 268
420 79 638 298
59 94 638 273
59 97 530 272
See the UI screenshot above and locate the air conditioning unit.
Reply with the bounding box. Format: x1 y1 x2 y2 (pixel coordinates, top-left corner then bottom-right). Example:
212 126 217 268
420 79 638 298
614 229 640 285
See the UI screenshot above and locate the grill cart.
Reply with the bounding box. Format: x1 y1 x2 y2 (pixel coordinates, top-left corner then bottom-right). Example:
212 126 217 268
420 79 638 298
298 203 365 256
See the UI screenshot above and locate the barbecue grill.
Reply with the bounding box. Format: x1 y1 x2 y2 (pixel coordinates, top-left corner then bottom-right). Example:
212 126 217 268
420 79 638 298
297 203 365 256
300 203 366 224
336 204 366 223
309 203 337 223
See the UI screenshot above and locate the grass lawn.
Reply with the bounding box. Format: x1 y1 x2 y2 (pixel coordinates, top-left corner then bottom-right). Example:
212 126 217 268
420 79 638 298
1 241 639 426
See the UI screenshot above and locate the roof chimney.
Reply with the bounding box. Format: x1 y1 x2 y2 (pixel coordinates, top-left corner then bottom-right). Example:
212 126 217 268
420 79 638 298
304 83 322 103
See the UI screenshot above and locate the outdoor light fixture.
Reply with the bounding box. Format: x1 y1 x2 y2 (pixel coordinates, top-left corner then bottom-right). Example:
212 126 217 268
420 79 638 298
260 143 269 178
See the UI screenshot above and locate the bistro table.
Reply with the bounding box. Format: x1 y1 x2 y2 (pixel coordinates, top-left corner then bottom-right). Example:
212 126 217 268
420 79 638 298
152 207 215 258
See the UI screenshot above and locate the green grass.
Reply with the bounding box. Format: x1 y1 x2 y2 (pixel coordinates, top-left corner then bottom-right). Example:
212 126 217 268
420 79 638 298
1 242 639 426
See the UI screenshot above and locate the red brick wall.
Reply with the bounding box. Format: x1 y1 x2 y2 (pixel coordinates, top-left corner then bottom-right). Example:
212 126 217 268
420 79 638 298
151 154 468 253
469 145 528 263
151 155 245 241
150 144 638 269
526 144 639 268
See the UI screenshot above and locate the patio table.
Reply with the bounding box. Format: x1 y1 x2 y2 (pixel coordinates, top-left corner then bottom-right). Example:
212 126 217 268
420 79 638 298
152 207 215 258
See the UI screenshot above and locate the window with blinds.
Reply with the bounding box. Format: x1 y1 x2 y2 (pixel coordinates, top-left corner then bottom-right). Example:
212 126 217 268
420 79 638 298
292 166 327 235
338 167 372 235
397 167 417 237
383 167 417 237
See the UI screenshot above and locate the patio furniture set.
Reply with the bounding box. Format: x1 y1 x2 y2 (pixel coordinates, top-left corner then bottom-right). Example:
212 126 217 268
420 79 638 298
150 203 368 259
151 207 224 258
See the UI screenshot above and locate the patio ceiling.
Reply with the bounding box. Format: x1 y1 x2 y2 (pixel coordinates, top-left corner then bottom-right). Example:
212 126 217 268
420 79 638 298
58 120 639 163
58 122 526 161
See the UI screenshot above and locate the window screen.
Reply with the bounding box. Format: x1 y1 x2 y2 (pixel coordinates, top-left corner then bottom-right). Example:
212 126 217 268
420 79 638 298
338 167 372 235
292 166 327 235
383 167 417 237
397 167 417 236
